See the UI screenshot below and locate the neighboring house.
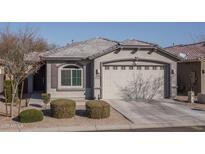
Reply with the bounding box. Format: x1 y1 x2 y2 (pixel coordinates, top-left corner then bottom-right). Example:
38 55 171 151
165 41 205 95
0 65 4 94
26 37 179 100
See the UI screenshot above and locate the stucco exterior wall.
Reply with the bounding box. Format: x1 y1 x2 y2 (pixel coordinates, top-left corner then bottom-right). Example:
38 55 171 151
46 61 92 99
201 60 205 94
94 49 177 99
27 75 33 93
45 48 177 100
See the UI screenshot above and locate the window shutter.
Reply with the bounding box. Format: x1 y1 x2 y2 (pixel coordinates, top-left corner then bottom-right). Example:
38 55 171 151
51 64 58 88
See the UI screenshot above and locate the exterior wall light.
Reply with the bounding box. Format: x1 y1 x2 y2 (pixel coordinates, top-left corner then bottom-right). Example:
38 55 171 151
202 70 205 74
96 69 100 75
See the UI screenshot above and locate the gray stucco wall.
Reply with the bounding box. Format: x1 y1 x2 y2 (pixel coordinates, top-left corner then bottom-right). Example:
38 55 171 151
46 60 92 99
45 48 177 100
201 60 205 94
27 75 33 93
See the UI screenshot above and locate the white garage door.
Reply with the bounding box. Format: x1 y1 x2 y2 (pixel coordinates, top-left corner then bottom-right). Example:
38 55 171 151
102 65 165 99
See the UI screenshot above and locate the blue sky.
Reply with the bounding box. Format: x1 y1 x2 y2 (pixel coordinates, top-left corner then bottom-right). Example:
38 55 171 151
0 22 205 47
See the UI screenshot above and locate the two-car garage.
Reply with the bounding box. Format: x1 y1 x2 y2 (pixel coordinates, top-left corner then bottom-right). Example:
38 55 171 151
101 59 171 100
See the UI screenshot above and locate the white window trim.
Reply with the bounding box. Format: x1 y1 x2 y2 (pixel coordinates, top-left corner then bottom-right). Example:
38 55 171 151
58 65 83 89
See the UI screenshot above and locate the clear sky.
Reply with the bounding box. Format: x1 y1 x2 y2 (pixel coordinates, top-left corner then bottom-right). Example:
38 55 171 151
0 22 205 47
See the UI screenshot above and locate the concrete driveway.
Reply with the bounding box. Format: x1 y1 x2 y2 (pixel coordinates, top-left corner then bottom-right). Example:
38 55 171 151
108 99 205 128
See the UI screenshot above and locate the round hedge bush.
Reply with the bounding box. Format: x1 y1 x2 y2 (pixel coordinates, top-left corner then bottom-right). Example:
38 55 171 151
86 100 110 119
50 99 76 119
19 109 44 123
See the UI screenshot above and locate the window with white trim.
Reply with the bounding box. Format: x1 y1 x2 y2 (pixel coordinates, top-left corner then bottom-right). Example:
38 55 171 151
113 66 118 70
60 65 82 87
105 66 109 70
145 66 149 70
153 66 157 70
137 66 141 70
129 66 133 70
121 66 126 70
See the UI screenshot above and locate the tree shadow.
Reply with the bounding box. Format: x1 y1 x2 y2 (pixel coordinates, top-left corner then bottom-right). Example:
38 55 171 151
76 109 87 117
12 116 20 122
0 112 8 117
41 109 51 117
41 109 88 118
0 98 5 102
29 104 42 108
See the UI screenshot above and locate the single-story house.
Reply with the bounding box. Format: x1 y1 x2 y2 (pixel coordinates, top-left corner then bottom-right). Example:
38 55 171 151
165 41 205 95
25 37 179 100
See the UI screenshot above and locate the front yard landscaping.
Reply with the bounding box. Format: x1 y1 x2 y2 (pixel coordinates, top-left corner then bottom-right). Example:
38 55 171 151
0 99 131 131
19 109 44 123
50 99 76 119
86 100 110 119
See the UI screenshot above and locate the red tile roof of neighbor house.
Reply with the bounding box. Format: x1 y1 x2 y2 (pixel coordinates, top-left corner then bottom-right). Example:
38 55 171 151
165 41 205 61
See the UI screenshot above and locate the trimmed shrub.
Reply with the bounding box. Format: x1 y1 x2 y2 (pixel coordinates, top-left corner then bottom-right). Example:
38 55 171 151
19 109 44 123
4 80 12 103
41 93 51 104
50 99 76 119
86 100 110 119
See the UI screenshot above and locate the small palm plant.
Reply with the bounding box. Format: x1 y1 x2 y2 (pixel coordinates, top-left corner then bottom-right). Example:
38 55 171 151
41 93 51 109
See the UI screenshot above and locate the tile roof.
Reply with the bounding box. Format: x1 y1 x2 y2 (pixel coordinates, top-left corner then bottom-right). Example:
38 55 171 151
43 37 119 59
42 37 157 59
121 39 157 46
165 41 205 61
24 52 43 62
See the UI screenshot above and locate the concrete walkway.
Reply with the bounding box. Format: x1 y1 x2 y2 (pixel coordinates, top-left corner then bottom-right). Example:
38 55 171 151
28 92 44 107
107 99 205 128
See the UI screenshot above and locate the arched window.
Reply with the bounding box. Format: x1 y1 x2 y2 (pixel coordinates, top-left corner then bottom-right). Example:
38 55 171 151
59 65 83 88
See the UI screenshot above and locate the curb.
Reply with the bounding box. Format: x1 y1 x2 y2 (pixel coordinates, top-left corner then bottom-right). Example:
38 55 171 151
12 124 132 132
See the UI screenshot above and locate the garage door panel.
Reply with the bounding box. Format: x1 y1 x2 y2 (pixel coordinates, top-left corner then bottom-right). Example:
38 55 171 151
102 66 164 99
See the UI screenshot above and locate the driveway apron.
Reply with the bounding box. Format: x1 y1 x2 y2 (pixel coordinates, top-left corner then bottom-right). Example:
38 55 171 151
107 99 205 127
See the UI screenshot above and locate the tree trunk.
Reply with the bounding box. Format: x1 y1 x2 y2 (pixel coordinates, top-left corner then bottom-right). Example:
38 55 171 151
10 93 14 117
4 88 8 117
18 81 24 115
10 85 18 118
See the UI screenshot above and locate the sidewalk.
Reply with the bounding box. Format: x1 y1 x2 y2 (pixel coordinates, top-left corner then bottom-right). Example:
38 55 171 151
174 95 205 111
3 121 205 132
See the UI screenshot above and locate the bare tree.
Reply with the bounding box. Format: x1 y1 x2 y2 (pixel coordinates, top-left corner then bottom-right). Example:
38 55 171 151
0 26 48 117
120 73 163 102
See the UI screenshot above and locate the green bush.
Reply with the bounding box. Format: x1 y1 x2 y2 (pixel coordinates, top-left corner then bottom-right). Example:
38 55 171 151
41 93 51 104
50 99 76 119
19 109 44 123
4 80 20 103
4 80 12 103
86 100 110 119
